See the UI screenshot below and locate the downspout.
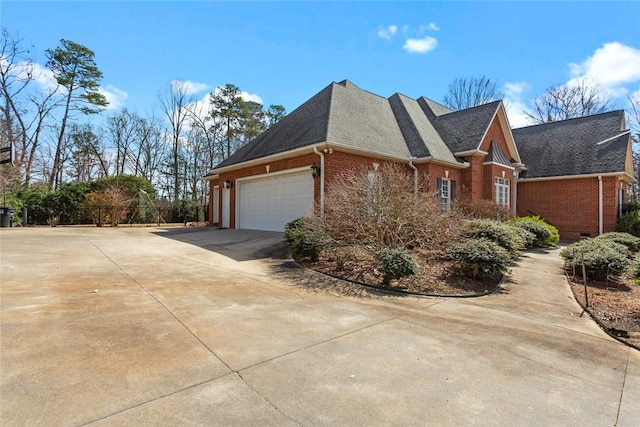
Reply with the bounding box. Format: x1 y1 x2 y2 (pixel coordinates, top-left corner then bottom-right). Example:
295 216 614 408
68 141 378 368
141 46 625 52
408 160 418 201
313 147 325 217
598 175 603 235
513 171 518 215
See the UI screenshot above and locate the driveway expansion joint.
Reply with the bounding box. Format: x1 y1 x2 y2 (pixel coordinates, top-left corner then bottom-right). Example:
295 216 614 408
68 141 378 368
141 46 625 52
235 371 303 427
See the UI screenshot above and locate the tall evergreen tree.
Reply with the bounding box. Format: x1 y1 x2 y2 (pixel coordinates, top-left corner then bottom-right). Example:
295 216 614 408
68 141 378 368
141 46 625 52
45 39 108 188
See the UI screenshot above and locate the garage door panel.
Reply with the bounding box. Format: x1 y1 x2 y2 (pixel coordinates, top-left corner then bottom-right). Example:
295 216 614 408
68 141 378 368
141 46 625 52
238 171 314 232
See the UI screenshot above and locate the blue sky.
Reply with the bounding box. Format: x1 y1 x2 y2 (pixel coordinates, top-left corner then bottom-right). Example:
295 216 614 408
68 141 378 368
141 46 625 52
3 1 640 127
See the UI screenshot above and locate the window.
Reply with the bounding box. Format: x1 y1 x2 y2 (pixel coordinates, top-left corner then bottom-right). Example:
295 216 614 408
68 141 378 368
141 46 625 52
437 177 455 210
495 177 510 207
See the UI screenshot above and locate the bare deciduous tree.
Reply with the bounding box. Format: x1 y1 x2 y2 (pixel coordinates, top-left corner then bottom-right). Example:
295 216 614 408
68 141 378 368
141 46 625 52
526 78 613 124
443 76 504 111
157 80 194 202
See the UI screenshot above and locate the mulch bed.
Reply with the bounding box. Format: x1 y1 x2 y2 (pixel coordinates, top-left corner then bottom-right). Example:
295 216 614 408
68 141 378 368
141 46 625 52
566 274 640 348
299 246 500 296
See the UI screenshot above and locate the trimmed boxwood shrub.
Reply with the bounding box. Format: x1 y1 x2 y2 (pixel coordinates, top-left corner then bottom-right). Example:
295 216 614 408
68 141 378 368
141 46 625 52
284 217 328 262
512 216 559 246
461 219 526 257
374 249 420 285
560 238 631 280
510 220 551 247
510 225 537 249
445 238 511 279
595 232 640 252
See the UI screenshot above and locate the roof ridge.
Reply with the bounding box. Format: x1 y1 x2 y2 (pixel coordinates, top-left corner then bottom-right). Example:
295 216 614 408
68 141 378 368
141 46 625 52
513 110 624 131
438 99 502 117
333 80 389 101
418 96 452 111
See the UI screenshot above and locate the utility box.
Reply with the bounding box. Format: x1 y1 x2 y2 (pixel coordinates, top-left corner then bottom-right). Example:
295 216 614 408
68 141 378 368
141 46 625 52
0 207 16 227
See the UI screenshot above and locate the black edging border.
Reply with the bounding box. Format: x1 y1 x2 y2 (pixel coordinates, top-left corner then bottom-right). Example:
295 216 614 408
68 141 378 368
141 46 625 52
563 270 640 352
292 260 506 299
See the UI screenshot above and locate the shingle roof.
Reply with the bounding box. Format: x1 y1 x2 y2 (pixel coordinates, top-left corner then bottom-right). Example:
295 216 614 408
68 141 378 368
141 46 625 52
425 100 501 153
388 93 459 163
325 81 410 158
213 81 627 181
216 83 333 168
513 111 627 178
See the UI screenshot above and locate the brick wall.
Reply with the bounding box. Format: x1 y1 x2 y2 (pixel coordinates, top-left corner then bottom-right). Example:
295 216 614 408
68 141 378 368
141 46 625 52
517 176 627 241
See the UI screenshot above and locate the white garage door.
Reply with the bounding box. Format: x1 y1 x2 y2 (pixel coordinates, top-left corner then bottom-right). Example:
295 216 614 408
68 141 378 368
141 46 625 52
238 171 314 232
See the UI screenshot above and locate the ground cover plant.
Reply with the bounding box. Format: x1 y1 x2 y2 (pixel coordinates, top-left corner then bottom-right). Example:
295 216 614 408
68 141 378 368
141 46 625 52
561 232 640 347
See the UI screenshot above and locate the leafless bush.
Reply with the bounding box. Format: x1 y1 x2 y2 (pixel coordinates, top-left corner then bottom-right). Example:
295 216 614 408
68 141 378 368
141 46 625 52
84 185 131 226
453 194 514 221
322 162 459 251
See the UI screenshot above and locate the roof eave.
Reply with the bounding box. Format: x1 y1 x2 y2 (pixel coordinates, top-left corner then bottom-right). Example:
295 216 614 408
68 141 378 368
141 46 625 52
519 171 634 183
454 149 489 157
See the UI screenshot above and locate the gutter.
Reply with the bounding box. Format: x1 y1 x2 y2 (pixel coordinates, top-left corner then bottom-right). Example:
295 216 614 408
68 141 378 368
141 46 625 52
313 146 325 217
598 175 603 235
208 141 470 176
408 159 418 201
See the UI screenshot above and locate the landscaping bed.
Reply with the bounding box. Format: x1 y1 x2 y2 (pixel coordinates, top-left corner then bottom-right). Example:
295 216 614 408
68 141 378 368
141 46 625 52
566 276 640 348
299 245 501 296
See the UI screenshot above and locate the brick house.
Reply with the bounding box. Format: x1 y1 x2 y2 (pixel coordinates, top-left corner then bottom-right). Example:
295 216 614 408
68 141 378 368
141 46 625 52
514 111 633 240
205 80 633 240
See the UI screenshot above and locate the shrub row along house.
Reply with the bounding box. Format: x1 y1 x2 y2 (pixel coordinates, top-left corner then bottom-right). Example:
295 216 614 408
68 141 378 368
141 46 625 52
205 80 633 240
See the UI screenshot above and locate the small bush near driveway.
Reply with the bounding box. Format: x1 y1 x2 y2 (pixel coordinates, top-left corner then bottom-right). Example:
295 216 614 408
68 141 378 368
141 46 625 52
594 232 640 252
284 217 328 262
374 249 420 285
445 238 511 279
512 216 559 246
460 219 526 257
560 237 631 280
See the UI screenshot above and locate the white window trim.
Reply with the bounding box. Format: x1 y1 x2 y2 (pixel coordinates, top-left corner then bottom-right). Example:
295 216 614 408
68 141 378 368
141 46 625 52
495 177 510 208
440 177 451 210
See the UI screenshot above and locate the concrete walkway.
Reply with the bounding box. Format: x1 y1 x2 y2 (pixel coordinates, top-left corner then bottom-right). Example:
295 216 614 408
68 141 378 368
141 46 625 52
1 228 638 426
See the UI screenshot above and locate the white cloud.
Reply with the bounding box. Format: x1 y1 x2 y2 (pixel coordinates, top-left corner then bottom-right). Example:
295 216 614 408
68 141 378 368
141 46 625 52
402 36 438 54
567 42 640 98
99 85 128 110
377 25 398 40
240 91 262 104
419 22 439 32
502 81 535 128
171 79 210 95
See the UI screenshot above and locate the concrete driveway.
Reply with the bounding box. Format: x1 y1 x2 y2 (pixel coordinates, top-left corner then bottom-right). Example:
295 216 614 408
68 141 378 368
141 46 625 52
1 227 638 426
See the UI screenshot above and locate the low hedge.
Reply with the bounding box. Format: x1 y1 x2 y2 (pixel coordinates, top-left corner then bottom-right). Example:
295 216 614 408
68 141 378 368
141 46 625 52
461 219 526 257
511 216 559 246
445 238 511 279
560 238 631 280
595 232 640 252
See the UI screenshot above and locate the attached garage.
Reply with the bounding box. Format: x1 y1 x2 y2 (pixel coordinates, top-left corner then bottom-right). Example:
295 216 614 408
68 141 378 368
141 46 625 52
236 169 314 232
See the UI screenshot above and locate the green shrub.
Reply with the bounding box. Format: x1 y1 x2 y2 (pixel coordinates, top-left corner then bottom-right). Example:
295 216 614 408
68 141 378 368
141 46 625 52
461 219 525 257
629 255 640 279
284 217 327 262
616 211 640 237
374 249 419 285
510 225 537 249
510 220 551 247
560 239 631 280
445 238 511 279
596 232 640 252
512 215 559 245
